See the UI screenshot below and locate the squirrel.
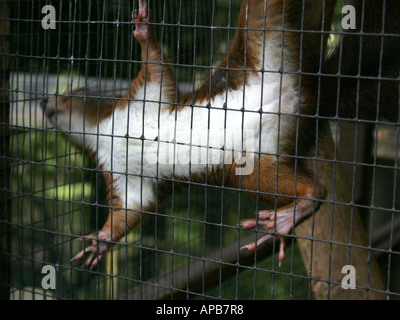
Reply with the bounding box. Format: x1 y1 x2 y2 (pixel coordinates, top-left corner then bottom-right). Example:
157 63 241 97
41 0 399 268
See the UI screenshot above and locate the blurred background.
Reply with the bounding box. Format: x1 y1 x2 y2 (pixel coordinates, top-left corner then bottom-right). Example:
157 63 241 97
2 0 399 299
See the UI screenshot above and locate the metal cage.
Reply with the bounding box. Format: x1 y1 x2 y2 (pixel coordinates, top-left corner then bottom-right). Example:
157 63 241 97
1 0 399 300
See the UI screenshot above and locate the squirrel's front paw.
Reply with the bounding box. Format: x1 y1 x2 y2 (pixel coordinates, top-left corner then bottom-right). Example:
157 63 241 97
72 231 112 268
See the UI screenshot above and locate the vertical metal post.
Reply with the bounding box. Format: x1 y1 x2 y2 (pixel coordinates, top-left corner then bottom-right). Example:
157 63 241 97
296 132 386 300
0 0 11 301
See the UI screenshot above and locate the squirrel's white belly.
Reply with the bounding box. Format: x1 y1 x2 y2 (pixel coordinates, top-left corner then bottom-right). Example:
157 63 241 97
92 77 297 209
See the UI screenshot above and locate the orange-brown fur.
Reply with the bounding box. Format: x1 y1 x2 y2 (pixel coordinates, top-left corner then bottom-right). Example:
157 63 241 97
178 0 333 222
43 0 399 268
83 0 335 266
116 10 177 111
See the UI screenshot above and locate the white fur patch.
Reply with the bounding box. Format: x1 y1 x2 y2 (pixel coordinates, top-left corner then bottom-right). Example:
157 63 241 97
82 76 298 209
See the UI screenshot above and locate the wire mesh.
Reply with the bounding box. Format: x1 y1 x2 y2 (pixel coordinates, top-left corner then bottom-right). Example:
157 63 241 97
1 0 399 300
